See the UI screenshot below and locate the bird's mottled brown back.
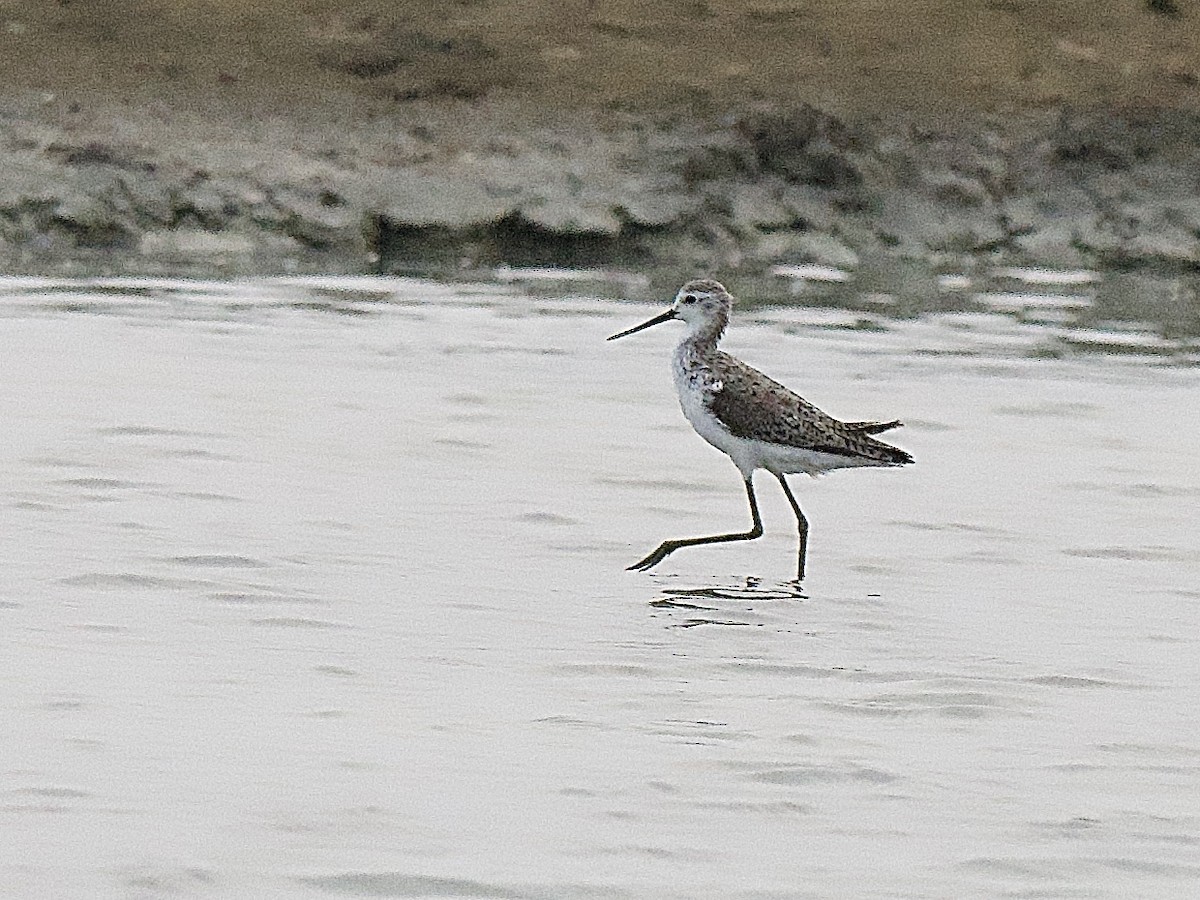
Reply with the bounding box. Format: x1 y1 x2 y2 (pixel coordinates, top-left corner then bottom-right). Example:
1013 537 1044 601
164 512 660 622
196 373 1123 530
707 352 913 465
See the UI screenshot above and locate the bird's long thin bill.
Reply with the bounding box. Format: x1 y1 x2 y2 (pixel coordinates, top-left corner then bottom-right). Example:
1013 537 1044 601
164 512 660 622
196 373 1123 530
606 308 677 341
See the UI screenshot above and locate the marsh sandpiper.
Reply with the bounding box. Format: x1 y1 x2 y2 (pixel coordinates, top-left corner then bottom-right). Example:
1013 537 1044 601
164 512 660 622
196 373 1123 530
608 279 912 581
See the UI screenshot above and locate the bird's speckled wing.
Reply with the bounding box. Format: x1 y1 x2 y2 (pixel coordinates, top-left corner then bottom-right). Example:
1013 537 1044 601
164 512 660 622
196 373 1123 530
707 352 912 465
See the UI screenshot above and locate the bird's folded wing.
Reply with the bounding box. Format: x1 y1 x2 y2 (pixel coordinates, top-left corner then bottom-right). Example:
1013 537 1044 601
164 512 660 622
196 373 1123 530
708 353 911 464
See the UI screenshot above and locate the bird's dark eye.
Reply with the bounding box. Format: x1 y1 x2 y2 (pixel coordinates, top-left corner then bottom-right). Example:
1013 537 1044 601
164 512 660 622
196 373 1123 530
682 295 697 304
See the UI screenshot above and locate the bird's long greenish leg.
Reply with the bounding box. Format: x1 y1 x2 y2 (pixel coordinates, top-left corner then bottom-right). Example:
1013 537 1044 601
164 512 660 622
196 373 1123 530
774 473 809 581
629 475 763 571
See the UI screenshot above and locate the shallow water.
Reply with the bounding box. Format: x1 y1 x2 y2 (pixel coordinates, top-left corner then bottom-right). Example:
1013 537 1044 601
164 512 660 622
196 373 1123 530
2 273 1198 899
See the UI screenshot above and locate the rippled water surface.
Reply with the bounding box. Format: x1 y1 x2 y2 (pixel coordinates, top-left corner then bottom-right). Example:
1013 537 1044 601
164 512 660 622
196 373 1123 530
2 273 1198 899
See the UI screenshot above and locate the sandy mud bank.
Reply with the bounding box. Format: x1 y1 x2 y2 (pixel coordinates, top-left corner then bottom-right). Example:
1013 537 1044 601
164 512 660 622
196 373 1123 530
1 1 1198 277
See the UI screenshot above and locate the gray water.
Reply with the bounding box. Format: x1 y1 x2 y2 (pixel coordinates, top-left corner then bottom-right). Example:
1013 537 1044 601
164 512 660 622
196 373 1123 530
2 272 1198 899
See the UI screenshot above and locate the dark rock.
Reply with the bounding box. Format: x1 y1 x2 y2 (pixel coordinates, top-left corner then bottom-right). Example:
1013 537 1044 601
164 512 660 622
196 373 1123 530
373 212 664 271
44 141 156 172
51 196 137 249
734 107 863 188
1145 0 1180 18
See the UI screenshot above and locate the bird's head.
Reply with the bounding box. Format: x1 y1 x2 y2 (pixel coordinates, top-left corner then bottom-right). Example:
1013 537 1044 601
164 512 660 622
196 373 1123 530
607 279 732 341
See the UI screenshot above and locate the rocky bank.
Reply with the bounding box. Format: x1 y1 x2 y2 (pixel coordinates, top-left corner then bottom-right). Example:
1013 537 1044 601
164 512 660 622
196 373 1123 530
2 1 1199 281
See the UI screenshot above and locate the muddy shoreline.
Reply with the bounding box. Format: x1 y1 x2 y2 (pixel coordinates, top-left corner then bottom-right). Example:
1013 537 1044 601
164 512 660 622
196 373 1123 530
2 2 1199 281
5 99 1200 283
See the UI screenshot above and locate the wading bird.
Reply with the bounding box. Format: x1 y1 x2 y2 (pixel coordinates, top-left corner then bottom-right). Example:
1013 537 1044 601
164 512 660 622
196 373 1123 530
608 279 912 580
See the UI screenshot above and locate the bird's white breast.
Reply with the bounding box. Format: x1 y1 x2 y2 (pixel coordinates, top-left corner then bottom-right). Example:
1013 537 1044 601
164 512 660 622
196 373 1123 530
672 344 756 473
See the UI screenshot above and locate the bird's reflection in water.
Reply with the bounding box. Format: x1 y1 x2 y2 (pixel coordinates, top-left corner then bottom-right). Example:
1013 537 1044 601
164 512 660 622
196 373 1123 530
647 576 806 628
